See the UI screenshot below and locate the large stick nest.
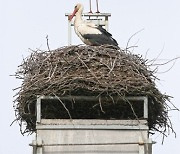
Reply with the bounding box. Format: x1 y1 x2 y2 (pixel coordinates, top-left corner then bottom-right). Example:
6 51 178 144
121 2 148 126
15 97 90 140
13 45 173 135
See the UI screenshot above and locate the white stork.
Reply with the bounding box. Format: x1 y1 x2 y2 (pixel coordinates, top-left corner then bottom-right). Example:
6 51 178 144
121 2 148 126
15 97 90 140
68 3 118 47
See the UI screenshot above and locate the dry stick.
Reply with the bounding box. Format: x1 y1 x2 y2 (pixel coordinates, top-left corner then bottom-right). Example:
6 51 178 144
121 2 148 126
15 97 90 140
46 35 51 52
157 60 176 74
151 44 165 65
124 97 139 121
167 100 180 111
149 57 180 74
99 60 115 76
10 117 20 126
12 86 22 91
107 93 115 104
153 127 167 144
125 45 138 51
75 52 101 84
150 56 180 66
53 93 72 119
167 115 176 137
71 97 75 109
38 55 52 74
108 56 117 75
99 96 105 113
46 64 58 82
144 49 149 60
126 29 144 50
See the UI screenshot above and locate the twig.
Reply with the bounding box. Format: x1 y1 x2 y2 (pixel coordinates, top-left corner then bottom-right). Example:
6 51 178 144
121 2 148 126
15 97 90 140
151 44 165 65
126 29 144 50
157 60 176 74
150 56 180 66
75 52 101 84
99 96 105 113
53 93 72 119
46 35 51 52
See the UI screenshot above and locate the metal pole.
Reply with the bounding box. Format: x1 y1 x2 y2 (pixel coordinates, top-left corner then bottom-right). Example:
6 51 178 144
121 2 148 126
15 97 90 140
143 96 148 119
105 16 109 31
36 97 41 123
36 138 43 154
96 0 100 13
146 138 153 154
31 140 37 154
89 0 92 13
139 137 145 154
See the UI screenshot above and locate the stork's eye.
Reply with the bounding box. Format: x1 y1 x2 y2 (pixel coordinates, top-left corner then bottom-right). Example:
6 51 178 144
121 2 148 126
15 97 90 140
75 5 77 9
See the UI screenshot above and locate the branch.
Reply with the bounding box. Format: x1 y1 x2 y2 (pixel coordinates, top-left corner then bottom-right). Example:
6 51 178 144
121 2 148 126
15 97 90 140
46 35 51 52
126 29 144 50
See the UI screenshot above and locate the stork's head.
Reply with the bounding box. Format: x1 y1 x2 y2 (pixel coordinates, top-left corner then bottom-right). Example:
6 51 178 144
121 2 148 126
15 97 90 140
68 3 84 21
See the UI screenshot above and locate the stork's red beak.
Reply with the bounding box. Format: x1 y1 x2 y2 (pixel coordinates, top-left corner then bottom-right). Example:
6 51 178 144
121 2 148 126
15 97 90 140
68 9 78 21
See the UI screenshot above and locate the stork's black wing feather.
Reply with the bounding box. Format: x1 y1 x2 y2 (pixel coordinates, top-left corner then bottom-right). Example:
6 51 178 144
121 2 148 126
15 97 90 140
83 33 118 47
97 25 112 37
83 26 118 47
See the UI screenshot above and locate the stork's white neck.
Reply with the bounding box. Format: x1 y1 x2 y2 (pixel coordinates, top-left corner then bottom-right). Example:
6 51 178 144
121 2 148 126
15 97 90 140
74 6 84 26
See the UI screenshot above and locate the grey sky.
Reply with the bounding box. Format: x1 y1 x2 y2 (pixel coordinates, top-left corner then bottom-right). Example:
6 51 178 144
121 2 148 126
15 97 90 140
1 0 180 153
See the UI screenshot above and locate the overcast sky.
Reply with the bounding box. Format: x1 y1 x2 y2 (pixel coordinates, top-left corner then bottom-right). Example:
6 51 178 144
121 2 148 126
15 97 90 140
1 0 180 154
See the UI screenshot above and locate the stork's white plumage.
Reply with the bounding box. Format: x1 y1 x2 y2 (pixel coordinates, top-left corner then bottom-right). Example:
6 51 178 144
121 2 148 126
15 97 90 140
69 3 118 47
